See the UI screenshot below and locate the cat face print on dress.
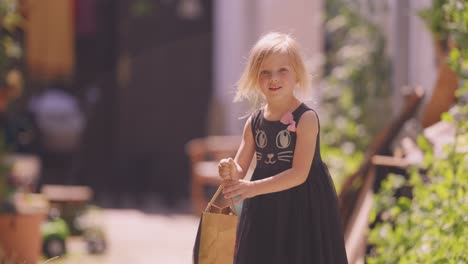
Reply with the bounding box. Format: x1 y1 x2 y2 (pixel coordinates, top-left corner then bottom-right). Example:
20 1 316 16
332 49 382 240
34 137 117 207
255 128 294 165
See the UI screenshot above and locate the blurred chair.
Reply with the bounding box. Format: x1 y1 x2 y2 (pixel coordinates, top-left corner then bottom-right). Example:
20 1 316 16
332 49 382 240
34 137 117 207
185 135 241 214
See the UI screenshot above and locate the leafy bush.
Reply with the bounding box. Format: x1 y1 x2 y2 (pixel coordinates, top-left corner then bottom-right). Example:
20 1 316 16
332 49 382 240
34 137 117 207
321 0 392 190
368 1 468 262
368 133 468 263
0 0 22 87
0 0 22 213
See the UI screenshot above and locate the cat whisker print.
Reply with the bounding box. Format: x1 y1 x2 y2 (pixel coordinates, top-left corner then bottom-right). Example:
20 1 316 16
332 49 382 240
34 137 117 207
277 150 293 163
256 152 263 161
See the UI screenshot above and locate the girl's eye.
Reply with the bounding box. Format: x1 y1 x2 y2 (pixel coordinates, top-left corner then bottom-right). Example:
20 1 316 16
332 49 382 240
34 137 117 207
260 70 270 75
279 68 288 72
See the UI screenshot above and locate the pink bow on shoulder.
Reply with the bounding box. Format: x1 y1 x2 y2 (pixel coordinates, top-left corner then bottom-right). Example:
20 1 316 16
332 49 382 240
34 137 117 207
280 112 296 132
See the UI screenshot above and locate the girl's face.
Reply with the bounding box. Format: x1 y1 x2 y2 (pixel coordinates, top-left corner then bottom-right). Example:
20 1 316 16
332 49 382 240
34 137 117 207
258 53 298 101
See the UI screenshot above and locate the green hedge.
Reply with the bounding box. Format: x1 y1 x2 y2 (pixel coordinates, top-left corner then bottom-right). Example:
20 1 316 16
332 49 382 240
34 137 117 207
368 1 468 262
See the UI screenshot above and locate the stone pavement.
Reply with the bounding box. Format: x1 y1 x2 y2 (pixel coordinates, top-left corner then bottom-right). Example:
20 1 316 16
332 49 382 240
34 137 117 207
54 209 200 264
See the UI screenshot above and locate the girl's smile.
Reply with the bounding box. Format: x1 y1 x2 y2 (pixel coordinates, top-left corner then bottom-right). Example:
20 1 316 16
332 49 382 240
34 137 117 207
269 86 281 91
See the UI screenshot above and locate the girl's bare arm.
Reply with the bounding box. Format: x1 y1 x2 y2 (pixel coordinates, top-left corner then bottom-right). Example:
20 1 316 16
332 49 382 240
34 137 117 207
219 117 255 180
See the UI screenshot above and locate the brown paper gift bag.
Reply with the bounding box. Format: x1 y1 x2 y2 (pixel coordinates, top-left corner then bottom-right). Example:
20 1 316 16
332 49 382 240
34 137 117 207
193 184 238 264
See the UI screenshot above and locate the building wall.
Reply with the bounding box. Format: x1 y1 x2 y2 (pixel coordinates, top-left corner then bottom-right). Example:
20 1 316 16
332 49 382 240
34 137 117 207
389 0 436 117
408 0 437 113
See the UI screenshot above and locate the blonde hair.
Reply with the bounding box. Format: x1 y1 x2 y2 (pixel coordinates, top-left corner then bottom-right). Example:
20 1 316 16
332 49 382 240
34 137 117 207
235 32 311 110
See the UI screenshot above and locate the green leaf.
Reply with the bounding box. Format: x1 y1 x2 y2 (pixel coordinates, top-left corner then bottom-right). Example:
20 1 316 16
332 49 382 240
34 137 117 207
441 112 455 122
417 135 432 152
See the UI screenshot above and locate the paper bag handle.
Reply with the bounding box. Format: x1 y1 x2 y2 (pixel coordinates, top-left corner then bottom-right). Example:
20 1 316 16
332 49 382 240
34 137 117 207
205 183 238 215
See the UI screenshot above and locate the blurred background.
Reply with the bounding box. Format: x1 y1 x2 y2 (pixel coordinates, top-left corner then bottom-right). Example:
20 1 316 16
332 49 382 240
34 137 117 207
0 0 467 263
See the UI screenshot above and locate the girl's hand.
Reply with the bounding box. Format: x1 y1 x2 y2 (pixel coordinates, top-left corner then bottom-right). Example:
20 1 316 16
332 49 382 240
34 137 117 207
223 179 257 204
218 158 237 180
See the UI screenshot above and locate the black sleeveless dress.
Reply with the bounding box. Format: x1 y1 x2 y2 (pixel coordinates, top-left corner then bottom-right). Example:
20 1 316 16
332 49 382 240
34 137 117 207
234 103 348 264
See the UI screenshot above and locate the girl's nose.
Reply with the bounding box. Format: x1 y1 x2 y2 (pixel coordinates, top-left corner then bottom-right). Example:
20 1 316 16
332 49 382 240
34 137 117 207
270 73 279 83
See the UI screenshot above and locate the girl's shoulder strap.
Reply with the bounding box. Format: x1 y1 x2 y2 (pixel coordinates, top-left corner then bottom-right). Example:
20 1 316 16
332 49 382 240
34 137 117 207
250 108 263 133
293 103 320 131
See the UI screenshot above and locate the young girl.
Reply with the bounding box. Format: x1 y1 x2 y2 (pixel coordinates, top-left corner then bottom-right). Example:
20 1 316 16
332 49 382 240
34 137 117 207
218 32 348 263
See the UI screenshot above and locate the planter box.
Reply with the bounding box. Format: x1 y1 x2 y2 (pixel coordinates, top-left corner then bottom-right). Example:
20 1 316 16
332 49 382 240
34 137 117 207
0 213 45 264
